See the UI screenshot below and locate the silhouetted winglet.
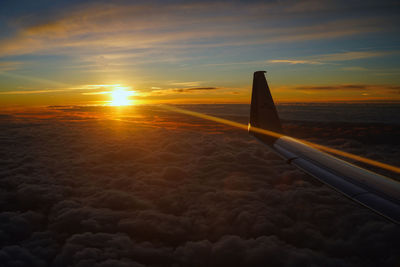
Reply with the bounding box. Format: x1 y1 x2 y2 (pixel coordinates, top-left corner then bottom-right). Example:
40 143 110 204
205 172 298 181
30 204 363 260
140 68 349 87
249 71 282 144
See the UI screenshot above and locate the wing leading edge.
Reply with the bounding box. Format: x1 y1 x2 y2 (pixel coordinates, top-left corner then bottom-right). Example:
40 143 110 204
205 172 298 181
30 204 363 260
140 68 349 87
248 71 400 224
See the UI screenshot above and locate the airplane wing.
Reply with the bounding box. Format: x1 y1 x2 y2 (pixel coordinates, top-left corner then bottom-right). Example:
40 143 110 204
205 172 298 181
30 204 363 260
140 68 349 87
248 71 400 224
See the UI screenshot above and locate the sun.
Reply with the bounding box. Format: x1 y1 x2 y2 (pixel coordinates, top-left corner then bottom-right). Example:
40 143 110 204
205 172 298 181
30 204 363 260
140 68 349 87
110 87 135 106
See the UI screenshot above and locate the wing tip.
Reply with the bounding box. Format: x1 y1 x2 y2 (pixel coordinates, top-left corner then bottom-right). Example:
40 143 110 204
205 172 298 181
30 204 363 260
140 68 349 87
249 71 283 144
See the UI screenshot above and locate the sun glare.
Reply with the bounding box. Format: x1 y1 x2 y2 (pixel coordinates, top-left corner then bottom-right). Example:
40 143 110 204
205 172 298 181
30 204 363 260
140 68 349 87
110 87 135 106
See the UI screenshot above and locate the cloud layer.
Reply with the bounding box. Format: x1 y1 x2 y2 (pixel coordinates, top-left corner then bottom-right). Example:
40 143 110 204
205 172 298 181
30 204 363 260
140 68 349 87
0 104 399 266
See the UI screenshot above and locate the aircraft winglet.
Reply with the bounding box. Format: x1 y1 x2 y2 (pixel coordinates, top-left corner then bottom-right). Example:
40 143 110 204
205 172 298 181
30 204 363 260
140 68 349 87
249 71 282 144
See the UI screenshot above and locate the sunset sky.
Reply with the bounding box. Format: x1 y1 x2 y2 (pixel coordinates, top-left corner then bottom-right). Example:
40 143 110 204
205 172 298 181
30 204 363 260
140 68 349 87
1 2 400 265
1 0 399 106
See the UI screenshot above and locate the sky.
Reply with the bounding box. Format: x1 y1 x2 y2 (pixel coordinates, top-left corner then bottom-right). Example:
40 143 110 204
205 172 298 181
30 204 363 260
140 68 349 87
0 0 400 106
0 1 400 265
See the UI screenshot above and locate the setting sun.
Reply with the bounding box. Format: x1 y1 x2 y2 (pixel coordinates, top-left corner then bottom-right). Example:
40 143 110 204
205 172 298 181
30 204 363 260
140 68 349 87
110 87 135 106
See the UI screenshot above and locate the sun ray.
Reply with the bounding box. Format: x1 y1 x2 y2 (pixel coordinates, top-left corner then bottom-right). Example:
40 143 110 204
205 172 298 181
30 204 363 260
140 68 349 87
158 104 400 174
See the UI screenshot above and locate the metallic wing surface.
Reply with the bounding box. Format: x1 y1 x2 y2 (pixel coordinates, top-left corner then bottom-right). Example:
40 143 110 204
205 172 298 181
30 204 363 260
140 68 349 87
248 71 400 224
